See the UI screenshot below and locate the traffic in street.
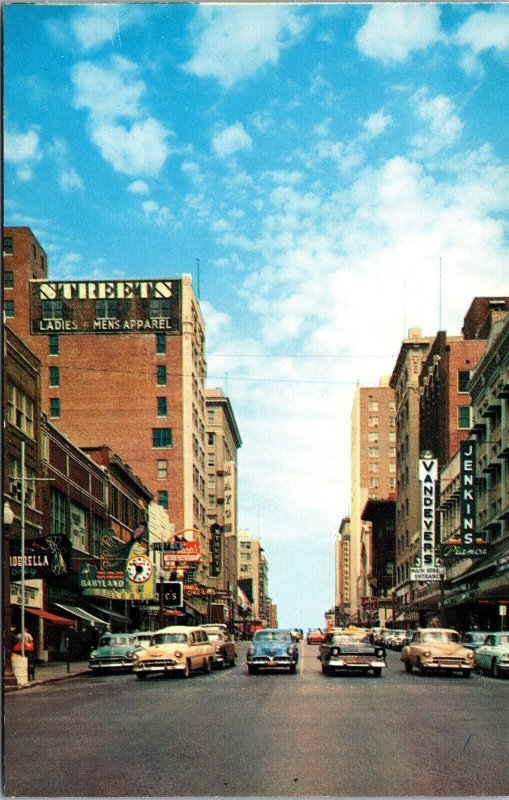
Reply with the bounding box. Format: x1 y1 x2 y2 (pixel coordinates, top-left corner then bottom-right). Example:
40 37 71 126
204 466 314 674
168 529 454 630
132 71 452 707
4 638 508 797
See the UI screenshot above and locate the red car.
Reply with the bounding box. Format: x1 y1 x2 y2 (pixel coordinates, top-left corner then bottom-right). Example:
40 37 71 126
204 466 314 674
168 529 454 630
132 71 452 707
307 629 325 644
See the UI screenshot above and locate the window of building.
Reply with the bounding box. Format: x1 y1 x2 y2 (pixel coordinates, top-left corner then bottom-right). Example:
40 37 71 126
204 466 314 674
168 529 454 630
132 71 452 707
156 333 166 354
157 459 168 480
152 428 172 448
368 433 379 443
389 478 397 489
458 406 471 430
42 300 63 320
111 486 119 519
158 490 169 510
8 458 36 508
368 478 380 488
93 515 103 557
49 335 59 355
458 370 470 393
207 410 215 424
368 401 379 412
49 398 60 418
121 494 130 526
4 300 14 317
3 236 13 254
368 447 379 457
369 462 379 473
150 299 172 318
49 366 59 387
70 502 88 552
208 432 215 446
96 299 118 319
50 488 67 536
32 244 37 259
368 417 379 427
7 384 34 437
156 365 167 385
4 271 14 288
157 397 167 417
389 432 396 442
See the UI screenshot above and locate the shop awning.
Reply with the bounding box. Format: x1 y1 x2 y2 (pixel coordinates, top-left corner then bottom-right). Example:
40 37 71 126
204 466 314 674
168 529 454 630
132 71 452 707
23 607 76 627
52 603 109 628
185 600 206 619
85 603 130 624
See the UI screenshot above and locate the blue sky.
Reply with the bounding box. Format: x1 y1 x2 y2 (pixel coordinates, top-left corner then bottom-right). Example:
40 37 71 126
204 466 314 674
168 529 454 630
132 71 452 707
4 3 509 628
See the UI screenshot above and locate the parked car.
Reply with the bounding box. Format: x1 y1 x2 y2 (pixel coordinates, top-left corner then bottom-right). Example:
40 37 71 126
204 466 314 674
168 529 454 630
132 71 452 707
200 626 237 668
387 630 407 650
474 632 509 677
401 628 475 677
135 632 154 650
291 628 304 642
370 627 384 645
319 629 386 677
307 629 325 644
247 629 298 674
401 630 416 650
461 631 490 652
132 626 214 680
89 633 142 673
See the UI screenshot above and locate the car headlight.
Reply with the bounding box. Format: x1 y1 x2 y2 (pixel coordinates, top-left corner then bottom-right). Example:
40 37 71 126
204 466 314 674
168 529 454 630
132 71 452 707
215 646 222 654
90 654 96 660
132 652 139 661
174 650 183 659
287 647 295 655
248 648 255 657
423 649 431 657
331 647 340 656
467 651 474 659
376 649 385 658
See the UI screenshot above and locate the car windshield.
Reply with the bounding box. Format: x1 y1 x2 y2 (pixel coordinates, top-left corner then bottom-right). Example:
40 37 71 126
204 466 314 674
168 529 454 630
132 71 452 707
330 634 370 644
207 633 224 641
98 636 131 647
464 633 487 642
421 631 460 643
152 633 188 645
255 631 292 642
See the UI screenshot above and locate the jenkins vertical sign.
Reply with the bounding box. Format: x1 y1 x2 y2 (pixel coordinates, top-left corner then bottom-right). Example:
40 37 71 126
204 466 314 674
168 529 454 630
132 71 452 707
460 440 482 552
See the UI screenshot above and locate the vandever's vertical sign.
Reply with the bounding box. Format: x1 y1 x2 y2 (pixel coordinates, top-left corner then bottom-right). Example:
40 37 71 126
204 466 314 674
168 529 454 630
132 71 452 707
411 454 444 581
30 279 182 334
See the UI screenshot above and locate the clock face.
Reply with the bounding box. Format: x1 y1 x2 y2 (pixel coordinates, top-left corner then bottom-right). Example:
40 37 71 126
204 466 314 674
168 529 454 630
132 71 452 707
126 556 153 584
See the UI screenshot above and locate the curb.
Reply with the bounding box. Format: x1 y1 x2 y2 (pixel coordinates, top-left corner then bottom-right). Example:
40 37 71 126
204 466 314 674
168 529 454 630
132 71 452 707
4 669 89 693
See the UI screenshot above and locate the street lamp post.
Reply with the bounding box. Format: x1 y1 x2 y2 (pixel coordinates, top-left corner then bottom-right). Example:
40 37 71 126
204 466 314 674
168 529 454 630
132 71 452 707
3 499 16 687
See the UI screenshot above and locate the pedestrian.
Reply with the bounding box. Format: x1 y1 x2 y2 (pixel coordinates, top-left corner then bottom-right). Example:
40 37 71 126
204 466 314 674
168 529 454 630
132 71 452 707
13 629 35 680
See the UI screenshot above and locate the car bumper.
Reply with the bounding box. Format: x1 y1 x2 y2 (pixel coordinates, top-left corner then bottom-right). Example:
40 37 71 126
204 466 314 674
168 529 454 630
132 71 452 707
422 661 473 671
89 660 134 670
133 660 184 673
247 658 296 669
327 658 386 669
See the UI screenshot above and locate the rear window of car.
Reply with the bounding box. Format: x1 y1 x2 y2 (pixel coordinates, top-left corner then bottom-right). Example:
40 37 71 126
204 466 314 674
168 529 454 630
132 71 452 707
152 633 188 645
421 631 460 643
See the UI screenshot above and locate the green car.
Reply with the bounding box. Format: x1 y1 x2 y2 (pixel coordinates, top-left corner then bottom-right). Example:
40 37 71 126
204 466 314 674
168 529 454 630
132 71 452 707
89 633 142 674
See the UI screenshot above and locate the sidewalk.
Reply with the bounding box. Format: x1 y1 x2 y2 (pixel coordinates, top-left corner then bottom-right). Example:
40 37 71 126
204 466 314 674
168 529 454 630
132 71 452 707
4 659 90 693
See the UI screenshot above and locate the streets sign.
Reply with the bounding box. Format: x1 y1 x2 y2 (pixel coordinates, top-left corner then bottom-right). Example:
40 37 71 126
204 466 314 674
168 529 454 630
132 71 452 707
410 567 445 582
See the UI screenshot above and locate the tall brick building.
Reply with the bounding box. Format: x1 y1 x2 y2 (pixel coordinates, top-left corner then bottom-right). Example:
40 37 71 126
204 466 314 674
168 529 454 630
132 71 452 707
4 226 212 608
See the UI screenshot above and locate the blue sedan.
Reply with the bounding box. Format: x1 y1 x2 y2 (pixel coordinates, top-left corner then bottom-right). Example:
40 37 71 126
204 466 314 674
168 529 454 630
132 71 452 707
247 629 298 675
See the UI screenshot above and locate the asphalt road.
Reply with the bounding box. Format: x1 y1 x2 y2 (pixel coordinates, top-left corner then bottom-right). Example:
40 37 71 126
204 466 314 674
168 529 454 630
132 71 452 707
4 642 509 797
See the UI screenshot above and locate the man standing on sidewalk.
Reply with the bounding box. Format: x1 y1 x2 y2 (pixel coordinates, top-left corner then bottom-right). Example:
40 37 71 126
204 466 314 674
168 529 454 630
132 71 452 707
13 629 35 680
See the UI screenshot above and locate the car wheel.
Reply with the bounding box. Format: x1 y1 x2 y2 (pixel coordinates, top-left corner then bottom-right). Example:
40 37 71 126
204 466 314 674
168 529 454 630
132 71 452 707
202 657 212 674
373 667 382 678
492 659 500 678
248 664 258 675
229 654 236 667
404 660 412 673
181 660 190 679
418 659 427 676
289 663 297 674
136 672 147 681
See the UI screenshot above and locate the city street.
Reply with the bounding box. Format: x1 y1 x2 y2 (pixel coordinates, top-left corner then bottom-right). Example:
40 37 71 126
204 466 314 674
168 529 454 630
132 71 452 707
4 642 508 797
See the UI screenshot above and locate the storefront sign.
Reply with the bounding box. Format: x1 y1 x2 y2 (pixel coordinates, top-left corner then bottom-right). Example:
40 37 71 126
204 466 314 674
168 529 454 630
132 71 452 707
459 440 487 554
222 461 236 535
30 279 182 335
419 455 438 570
79 530 155 600
210 524 222 577
10 535 71 579
10 579 42 607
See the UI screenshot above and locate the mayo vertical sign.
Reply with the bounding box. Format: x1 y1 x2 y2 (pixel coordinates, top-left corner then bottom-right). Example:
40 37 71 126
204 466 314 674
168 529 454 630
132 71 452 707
411 454 444 581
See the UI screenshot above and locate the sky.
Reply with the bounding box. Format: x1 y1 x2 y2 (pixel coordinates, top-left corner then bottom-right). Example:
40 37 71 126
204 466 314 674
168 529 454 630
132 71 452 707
4 2 509 629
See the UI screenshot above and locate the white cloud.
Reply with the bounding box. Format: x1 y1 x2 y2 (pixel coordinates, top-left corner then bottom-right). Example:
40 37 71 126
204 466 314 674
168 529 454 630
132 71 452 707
4 127 42 181
141 200 172 226
362 109 392 139
71 5 142 52
454 6 509 55
212 122 252 159
183 5 306 88
128 180 150 195
410 88 463 156
356 4 443 64
60 168 84 192
71 57 170 177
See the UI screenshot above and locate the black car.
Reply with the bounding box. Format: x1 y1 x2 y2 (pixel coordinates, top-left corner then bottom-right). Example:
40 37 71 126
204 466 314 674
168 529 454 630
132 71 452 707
319 630 386 677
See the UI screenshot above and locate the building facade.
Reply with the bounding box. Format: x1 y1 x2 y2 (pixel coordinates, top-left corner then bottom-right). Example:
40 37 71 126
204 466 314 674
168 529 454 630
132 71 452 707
349 379 396 620
4 225 213 617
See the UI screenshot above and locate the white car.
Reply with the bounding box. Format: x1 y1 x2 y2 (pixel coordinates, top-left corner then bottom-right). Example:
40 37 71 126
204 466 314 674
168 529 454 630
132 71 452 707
133 625 214 680
474 632 509 678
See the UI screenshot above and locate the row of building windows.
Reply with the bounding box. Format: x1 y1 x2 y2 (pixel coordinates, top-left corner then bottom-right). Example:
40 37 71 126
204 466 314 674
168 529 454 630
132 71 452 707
39 298 174 321
47 334 167 357
3 237 46 270
7 383 35 437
